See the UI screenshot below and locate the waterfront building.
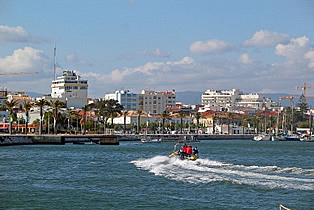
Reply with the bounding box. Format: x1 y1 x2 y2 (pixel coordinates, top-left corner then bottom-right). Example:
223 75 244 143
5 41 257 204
201 88 240 108
48 70 88 109
139 90 176 114
104 90 138 111
236 93 264 110
0 87 7 108
6 91 34 107
202 88 277 110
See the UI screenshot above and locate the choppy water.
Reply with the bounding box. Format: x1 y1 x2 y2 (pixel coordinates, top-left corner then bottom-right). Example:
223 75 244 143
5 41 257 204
1 140 313 209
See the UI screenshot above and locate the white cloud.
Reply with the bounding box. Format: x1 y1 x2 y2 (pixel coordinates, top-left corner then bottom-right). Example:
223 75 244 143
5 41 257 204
139 48 170 58
0 25 42 44
110 56 194 81
65 53 90 66
304 51 314 68
275 36 311 58
238 53 253 64
189 39 234 54
243 30 291 47
0 47 48 73
120 48 170 60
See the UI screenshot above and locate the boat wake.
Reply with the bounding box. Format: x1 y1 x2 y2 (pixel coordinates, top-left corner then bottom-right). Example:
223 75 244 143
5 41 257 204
130 156 314 190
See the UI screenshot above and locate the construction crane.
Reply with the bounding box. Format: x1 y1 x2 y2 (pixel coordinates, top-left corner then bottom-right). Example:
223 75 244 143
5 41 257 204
296 81 314 104
0 72 38 76
279 94 299 108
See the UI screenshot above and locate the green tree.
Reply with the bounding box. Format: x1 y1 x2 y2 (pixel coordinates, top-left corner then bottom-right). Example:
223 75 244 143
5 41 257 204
137 110 143 133
95 99 123 134
5 99 18 135
122 110 129 134
23 101 33 135
178 111 186 134
35 99 50 135
51 100 65 134
81 104 90 135
194 112 201 132
227 112 234 134
160 110 171 134
212 114 219 134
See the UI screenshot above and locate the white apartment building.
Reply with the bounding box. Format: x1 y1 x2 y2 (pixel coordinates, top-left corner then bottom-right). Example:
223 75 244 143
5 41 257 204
48 70 88 108
236 93 264 110
202 88 277 110
139 90 176 114
104 90 138 111
202 89 240 108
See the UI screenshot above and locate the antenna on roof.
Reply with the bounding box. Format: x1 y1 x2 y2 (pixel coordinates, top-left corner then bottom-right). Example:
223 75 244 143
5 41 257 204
54 44 56 80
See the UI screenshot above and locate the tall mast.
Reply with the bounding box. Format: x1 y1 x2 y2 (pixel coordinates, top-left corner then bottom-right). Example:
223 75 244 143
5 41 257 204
54 44 56 80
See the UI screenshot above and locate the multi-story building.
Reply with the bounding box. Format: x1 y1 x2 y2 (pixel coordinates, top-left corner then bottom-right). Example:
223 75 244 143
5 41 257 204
139 90 176 114
104 90 138 111
236 93 264 110
202 88 277 110
48 70 88 108
201 88 240 108
0 87 7 108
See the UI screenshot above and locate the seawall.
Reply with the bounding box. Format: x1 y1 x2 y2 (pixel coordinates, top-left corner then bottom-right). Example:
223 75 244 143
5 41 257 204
0 134 119 146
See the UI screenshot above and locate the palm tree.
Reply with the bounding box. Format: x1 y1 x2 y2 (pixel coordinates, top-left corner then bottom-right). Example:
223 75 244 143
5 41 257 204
137 110 143 133
122 110 129 134
194 112 201 133
227 112 234 135
178 111 186 134
160 110 171 134
35 99 50 135
66 109 78 133
212 114 219 134
5 99 18 135
51 100 65 134
81 104 90 135
23 101 33 135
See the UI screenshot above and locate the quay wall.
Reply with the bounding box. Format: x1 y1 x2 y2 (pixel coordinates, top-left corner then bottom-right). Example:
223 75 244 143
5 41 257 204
0 134 119 146
0 135 64 146
0 134 254 146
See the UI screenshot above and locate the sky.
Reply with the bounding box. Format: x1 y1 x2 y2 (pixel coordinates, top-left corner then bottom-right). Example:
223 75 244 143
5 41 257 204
0 0 314 99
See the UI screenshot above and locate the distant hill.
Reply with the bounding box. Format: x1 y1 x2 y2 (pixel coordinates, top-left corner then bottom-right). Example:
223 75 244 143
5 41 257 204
176 91 314 107
26 92 44 98
176 91 202 104
263 93 314 107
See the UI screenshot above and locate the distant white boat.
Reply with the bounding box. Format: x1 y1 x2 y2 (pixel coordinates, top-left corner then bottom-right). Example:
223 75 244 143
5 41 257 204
253 134 271 141
141 138 163 143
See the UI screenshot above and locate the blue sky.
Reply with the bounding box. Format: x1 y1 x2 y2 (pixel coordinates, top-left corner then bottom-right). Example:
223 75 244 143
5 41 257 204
0 0 314 98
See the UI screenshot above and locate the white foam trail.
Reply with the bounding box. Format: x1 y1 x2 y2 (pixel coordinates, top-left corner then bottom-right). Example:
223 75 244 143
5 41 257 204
130 156 314 190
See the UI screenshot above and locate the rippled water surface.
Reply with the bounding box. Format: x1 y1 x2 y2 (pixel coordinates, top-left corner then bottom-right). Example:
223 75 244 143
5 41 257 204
1 140 313 209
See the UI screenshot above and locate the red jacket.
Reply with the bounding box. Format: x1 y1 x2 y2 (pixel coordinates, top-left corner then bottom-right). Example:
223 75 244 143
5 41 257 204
186 146 192 154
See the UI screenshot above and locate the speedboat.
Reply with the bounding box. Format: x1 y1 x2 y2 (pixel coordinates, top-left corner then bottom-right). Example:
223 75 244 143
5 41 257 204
168 143 199 161
169 150 198 161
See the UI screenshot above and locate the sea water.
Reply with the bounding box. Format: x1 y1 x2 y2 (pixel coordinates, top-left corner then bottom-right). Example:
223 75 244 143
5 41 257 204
0 140 313 209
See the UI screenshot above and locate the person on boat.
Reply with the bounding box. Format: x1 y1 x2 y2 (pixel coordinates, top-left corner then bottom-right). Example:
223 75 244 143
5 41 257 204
179 144 187 158
193 146 198 155
182 144 187 153
186 145 192 155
